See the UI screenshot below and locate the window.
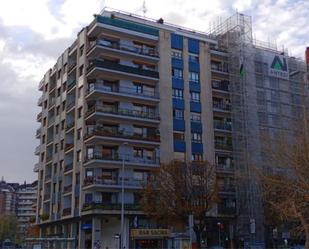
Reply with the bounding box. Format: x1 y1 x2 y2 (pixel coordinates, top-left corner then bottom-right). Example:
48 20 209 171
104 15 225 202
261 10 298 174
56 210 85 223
55 125 59 134
192 153 203 161
189 54 199 63
78 86 83 98
171 50 182 59
191 112 201 122
54 143 58 153
62 101 66 111
189 71 199 82
57 69 61 79
172 68 183 79
57 87 61 97
44 100 47 109
62 82 67 92
173 132 185 141
134 148 143 158
134 83 143 94
192 132 202 143
43 117 47 126
79 45 84 56
59 160 64 171
133 126 144 136
77 150 82 162
60 139 64 150
79 65 84 77
190 92 200 102
78 107 83 118
172 89 183 99
61 120 65 130
173 109 184 120
77 128 82 140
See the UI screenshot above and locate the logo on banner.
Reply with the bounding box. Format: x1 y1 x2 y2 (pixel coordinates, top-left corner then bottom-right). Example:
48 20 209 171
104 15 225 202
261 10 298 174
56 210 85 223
269 55 289 79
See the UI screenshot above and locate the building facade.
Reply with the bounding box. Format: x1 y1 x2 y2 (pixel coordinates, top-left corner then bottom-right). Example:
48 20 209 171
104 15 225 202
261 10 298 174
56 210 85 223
0 180 17 215
34 9 308 249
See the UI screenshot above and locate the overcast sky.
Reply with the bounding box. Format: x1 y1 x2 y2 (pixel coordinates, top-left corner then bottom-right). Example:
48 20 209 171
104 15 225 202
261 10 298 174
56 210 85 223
0 0 308 183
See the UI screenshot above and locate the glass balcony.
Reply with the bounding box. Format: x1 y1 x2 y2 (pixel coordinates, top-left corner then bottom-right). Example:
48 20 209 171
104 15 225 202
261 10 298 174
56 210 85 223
83 176 146 188
82 202 141 212
84 128 160 143
213 102 231 112
212 80 230 92
85 105 160 121
87 59 159 79
213 120 232 131
85 151 159 165
87 83 159 100
88 39 158 58
64 163 73 172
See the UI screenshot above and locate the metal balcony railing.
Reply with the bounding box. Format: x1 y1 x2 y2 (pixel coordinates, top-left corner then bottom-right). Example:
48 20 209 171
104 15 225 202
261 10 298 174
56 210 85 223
212 81 230 92
84 128 160 142
85 152 159 165
65 143 74 152
66 101 75 111
88 39 159 58
87 83 159 99
215 141 232 150
85 105 160 120
66 122 75 131
87 59 159 79
64 163 73 172
213 102 231 111
82 202 141 212
63 185 72 194
213 120 232 131
62 208 71 216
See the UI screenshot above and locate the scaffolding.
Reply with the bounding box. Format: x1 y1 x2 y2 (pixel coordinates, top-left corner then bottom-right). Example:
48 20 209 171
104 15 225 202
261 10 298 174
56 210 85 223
211 13 265 248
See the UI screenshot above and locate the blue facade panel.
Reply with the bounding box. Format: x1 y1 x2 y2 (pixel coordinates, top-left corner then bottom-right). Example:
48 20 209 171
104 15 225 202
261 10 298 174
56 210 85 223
189 82 201 92
174 141 186 152
173 119 185 131
191 122 203 133
172 78 184 89
189 62 200 72
173 98 185 109
191 142 203 153
190 102 202 113
171 33 183 50
172 58 184 69
188 38 199 53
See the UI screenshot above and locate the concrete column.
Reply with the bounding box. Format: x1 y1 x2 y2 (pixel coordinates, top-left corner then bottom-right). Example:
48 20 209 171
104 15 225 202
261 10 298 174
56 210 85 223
92 217 102 249
78 222 85 249
158 29 174 163
200 43 215 164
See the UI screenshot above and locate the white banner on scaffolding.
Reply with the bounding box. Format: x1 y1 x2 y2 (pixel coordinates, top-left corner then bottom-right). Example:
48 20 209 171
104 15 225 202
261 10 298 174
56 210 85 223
267 53 289 80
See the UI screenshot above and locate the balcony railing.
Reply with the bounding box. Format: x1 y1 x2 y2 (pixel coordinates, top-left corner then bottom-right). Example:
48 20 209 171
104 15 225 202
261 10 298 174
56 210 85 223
36 112 42 121
215 141 232 151
66 122 75 131
87 59 159 79
212 81 230 92
85 105 160 120
68 62 77 73
213 121 232 131
67 79 76 91
216 164 234 172
84 128 160 142
37 96 43 106
48 116 55 126
87 83 159 99
82 202 141 212
43 193 51 201
213 102 231 111
85 152 159 165
65 143 74 152
83 176 146 187
36 128 41 137
35 145 40 154
88 40 159 58
62 208 71 216
64 163 73 172
63 185 72 194
66 101 75 111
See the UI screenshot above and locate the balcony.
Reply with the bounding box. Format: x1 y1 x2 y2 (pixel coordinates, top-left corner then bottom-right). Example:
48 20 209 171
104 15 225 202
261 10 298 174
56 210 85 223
84 128 160 145
82 202 141 213
213 102 231 112
36 112 42 122
84 151 159 168
68 62 77 73
64 163 73 172
62 208 71 216
83 176 145 189
34 145 40 155
87 59 159 82
67 79 76 92
48 98 56 109
48 116 55 127
33 163 40 172
35 128 41 138
43 193 51 201
212 80 230 93
85 105 160 124
45 174 52 182
66 122 75 132
37 96 43 106
38 79 44 91
63 185 72 194
215 141 232 151
46 155 53 163
86 83 159 102
213 120 232 132
216 164 234 174
87 40 159 62
65 143 74 152
66 100 75 111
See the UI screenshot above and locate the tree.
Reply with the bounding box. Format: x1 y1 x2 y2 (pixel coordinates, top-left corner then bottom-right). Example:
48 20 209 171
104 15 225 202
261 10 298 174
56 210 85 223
141 160 218 248
258 127 309 248
0 214 19 243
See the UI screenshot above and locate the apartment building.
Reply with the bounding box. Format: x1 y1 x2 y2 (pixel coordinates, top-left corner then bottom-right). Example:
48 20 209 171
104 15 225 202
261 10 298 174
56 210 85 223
15 181 37 237
34 9 308 249
0 180 17 214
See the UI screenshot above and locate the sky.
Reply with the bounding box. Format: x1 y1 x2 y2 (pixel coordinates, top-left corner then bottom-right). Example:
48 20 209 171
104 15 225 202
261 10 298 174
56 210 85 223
0 0 308 183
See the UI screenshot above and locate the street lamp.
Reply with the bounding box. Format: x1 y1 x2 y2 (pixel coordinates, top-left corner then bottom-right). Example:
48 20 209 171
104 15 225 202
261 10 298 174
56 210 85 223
120 142 129 249
217 222 222 247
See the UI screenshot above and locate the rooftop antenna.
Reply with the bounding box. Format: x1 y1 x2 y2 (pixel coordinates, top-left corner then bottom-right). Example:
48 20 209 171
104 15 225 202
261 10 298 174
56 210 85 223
142 0 147 17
